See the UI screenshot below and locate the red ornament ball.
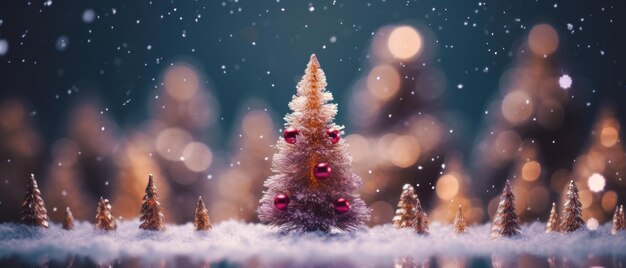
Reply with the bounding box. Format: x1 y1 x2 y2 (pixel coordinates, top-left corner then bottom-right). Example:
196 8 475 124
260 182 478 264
274 194 290 211
334 198 350 214
314 162 332 179
327 127 341 144
283 127 298 144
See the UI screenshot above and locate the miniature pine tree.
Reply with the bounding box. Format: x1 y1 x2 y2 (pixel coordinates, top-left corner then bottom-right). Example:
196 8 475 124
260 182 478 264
95 197 117 231
257 54 370 232
391 184 429 234
21 174 49 228
545 202 559 233
559 180 584 233
453 204 468 234
413 197 429 235
490 180 520 238
63 207 75 231
393 184 419 228
139 174 165 231
194 196 212 231
611 204 624 235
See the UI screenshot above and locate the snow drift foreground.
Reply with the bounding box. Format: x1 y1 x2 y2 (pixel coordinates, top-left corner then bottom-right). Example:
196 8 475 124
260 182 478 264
0 220 625 266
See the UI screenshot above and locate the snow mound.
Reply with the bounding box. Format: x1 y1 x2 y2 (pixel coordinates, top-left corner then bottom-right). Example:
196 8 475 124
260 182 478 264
0 220 625 266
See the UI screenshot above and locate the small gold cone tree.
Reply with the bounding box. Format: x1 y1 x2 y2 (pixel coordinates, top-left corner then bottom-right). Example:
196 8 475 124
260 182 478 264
21 174 49 228
194 196 212 231
392 184 429 234
257 54 370 232
139 174 165 231
559 180 584 233
95 197 117 231
491 180 520 238
63 207 75 231
545 203 559 233
453 205 467 234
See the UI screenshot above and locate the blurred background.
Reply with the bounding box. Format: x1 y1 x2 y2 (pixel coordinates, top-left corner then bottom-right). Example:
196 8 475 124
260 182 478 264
0 0 624 227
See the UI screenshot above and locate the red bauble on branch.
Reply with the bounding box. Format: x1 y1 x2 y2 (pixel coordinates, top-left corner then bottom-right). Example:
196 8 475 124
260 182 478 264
327 127 340 144
314 163 332 179
274 194 290 210
283 127 299 144
334 198 350 214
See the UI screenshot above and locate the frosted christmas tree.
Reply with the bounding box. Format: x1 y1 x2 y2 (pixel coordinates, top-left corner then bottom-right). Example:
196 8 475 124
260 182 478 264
490 180 520 238
453 205 467 234
392 184 429 234
139 175 165 231
194 196 212 231
21 174 49 228
559 180 584 233
546 202 559 233
257 54 370 232
95 197 117 231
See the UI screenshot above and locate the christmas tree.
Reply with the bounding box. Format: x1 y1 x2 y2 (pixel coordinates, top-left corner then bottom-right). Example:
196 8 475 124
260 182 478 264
392 184 429 234
545 202 559 233
139 174 165 231
63 207 74 231
392 184 418 228
491 180 520 238
21 174 49 228
257 54 370 232
559 180 584 233
194 196 212 231
453 205 467 234
95 197 117 231
611 204 624 235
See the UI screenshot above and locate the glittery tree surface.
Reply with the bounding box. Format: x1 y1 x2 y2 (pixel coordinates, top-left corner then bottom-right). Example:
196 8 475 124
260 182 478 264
257 55 370 232
20 174 49 228
491 180 521 238
139 175 165 231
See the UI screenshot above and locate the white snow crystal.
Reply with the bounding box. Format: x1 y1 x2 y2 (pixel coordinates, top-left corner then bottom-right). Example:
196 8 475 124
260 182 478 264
1 221 625 266
559 74 572 89
55 36 69 51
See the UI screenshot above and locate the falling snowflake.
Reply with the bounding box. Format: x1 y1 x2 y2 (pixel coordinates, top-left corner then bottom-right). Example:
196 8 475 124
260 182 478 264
558 74 572 89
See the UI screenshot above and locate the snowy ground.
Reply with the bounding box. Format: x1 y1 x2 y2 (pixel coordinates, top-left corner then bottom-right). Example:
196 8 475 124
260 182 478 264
0 220 625 266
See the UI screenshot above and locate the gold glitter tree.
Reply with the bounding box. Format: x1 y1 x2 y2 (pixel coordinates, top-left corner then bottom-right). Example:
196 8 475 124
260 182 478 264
559 180 584 233
95 197 117 231
63 207 75 231
611 205 624 235
545 202 559 233
453 205 467 234
139 174 165 231
194 196 212 231
21 174 49 228
392 184 428 234
393 184 418 228
491 180 520 238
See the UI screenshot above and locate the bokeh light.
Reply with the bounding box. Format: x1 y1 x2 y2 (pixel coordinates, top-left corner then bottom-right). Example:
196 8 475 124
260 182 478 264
387 26 422 60
388 135 420 168
164 64 200 101
501 91 533 124
366 65 401 101
587 173 606 192
155 127 193 161
182 141 213 172
521 161 541 182
600 126 619 147
435 174 460 200
528 24 559 56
